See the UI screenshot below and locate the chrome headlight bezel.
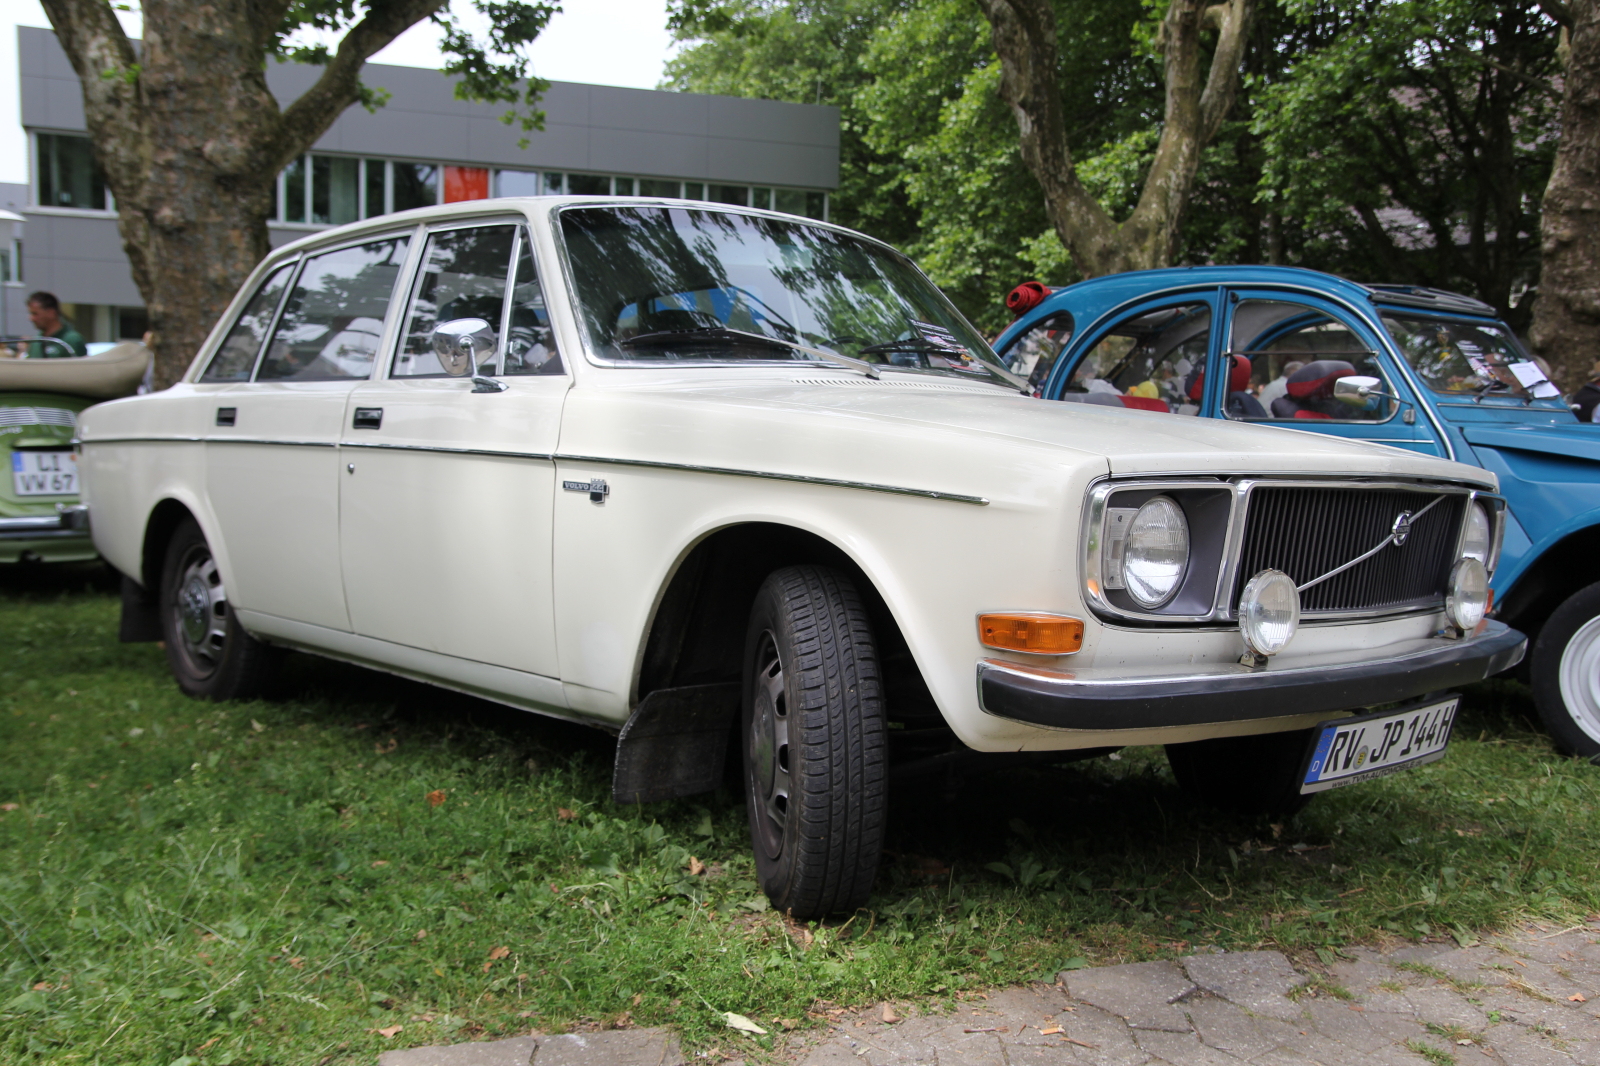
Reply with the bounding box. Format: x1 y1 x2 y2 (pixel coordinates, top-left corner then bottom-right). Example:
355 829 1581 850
1455 492 1506 577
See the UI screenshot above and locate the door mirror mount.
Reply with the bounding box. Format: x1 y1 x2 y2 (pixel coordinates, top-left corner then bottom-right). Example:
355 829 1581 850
432 318 496 378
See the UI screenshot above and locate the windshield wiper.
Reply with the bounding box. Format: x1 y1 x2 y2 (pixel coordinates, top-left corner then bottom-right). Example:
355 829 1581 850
856 338 1030 391
620 326 880 379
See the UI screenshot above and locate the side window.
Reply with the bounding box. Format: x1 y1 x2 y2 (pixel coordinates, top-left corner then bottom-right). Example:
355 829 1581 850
1060 302 1211 415
999 312 1072 394
201 263 294 382
504 229 564 376
256 237 410 382
394 225 518 377
1228 299 1392 422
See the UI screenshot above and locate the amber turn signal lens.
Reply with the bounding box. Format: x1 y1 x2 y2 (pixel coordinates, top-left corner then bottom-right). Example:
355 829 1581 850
978 613 1084 654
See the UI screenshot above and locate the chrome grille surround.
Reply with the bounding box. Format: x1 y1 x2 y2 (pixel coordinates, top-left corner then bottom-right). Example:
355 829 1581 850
1081 476 1504 626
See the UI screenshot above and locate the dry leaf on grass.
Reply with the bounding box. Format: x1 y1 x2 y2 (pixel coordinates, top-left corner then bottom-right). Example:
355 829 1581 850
488 946 510 960
881 1003 899 1023
723 1012 768 1035
194 1037 219 1053
414 929 428 940
0 803 17 812
375 737 398 755
251 719 265 733
557 807 576 821
688 856 706 876
287 957 305 969
370 1024 403 1038
426 790 447 807
371 860 389 868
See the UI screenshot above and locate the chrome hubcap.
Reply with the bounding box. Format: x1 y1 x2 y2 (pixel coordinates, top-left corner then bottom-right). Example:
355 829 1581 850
174 548 229 672
1558 615 1600 746
750 631 791 860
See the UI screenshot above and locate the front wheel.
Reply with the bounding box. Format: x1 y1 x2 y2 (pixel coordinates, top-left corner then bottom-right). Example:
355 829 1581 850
742 566 886 919
1165 728 1316 817
159 517 276 700
1530 582 1600 757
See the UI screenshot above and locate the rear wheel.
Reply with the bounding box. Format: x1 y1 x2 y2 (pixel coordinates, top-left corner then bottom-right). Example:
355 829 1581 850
1530 582 1600 757
742 565 886 919
159 518 276 700
1165 728 1316 817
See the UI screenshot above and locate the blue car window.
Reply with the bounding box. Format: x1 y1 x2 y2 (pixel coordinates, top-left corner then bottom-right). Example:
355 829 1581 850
1061 302 1211 415
1227 299 1392 423
1000 312 1073 394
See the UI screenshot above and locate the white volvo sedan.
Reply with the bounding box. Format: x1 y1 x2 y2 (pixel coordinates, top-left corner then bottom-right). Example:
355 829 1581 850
79 198 1525 918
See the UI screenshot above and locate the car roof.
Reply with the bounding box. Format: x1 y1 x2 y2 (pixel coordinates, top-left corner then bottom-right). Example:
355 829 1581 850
1002 265 1503 346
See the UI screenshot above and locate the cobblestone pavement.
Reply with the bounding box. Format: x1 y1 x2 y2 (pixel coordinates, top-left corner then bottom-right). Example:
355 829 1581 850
374 921 1600 1066
795 921 1600 1066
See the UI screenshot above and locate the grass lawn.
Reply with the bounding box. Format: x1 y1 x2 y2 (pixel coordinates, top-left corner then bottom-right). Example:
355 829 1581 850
3 565 1599 1065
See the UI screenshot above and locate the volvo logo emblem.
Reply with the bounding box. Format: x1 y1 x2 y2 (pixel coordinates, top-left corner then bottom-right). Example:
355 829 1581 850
1391 511 1414 546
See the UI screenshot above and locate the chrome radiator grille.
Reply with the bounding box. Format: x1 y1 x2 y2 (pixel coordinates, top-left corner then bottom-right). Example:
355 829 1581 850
1233 487 1465 615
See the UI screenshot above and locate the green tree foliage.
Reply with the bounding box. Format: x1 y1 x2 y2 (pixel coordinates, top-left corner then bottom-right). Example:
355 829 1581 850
667 0 1561 335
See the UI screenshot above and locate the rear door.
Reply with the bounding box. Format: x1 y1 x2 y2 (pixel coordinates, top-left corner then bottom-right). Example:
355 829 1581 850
1217 290 1442 455
205 233 413 631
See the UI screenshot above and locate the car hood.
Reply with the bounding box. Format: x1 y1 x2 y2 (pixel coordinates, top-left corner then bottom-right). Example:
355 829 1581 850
582 372 1496 488
1461 422 1600 464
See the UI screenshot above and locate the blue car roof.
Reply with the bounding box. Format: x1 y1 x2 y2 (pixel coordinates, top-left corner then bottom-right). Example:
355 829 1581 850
996 265 1502 349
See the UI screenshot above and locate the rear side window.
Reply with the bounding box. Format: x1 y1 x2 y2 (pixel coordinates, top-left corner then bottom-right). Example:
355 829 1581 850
256 236 410 382
201 264 294 382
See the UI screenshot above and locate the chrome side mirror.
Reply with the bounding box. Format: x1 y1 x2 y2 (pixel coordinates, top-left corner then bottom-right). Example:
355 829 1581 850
1334 375 1396 406
432 318 496 377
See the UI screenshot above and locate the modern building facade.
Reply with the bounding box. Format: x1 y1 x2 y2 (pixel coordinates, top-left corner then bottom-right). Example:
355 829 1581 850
5 25 840 344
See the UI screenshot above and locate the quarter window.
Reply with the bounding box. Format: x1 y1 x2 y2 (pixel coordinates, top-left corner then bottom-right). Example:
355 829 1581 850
202 263 295 382
1228 300 1391 422
255 236 410 382
393 225 518 377
504 230 563 376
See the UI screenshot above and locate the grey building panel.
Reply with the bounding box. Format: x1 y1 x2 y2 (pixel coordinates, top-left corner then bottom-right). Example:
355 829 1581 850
705 94 838 149
12 213 143 306
586 85 708 138
708 139 840 189
587 129 708 180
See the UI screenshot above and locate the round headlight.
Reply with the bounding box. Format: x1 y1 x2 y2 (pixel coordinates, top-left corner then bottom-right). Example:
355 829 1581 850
1447 557 1489 631
1124 496 1189 608
1239 569 1300 657
1462 502 1492 565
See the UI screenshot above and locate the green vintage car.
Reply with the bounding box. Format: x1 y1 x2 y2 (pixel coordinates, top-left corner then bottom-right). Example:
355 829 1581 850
0 340 148 562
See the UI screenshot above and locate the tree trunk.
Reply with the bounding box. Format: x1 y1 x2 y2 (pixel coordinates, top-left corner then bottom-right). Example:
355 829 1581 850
1533 0 1600 391
977 0 1254 277
40 0 443 388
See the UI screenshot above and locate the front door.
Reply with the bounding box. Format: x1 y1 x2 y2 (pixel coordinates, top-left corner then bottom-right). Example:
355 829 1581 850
206 234 413 631
1215 291 1442 455
339 221 568 677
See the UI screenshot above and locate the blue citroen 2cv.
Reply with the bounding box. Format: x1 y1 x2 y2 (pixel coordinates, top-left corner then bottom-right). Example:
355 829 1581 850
995 267 1600 757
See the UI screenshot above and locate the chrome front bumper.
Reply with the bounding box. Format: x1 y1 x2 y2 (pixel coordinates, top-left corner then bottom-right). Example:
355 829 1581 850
977 619 1526 731
0 504 90 540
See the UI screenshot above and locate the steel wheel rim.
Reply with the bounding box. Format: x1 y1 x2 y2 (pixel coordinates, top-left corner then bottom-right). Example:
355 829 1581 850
749 630 792 861
1558 616 1600 745
173 544 229 678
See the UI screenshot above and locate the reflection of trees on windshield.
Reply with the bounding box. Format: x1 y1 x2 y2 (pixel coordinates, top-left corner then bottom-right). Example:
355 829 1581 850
560 207 1005 381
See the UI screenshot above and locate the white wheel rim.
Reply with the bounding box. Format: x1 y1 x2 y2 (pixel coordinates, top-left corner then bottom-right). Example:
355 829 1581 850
1557 616 1600 745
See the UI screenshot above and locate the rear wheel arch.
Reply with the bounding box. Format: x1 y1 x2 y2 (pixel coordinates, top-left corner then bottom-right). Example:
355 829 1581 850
140 498 200 591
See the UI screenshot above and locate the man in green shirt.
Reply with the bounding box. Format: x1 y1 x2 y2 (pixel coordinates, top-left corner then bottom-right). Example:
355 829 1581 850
24 291 88 358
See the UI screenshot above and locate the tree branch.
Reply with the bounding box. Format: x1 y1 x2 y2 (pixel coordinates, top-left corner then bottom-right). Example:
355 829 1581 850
1199 0 1253 143
37 0 144 188
268 0 447 168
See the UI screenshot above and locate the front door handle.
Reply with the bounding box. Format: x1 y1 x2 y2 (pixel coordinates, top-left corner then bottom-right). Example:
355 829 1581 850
352 407 383 430
215 407 236 427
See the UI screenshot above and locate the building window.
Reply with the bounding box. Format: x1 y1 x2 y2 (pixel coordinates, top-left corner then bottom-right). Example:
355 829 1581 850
282 156 308 223
393 163 439 212
568 173 610 195
313 155 361 225
543 173 565 195
495 169 541 197
683 182 705 201
365 159 388 218
444 165 490 202
36 133 108 210
708 184 748 207
752 188 773 211
639 178 679 198
1 240 19 284
614 177 635 196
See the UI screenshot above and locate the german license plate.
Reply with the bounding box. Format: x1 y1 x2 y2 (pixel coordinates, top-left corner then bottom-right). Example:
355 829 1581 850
11 450 77 496
1300 696 1459 794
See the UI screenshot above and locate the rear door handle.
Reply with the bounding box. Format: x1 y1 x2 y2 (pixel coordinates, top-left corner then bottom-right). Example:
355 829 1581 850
352 407 383 430
215 407 236 427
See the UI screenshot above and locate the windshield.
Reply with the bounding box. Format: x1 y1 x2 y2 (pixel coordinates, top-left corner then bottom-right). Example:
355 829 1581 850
1381 314 1557 400
558 206 1013 384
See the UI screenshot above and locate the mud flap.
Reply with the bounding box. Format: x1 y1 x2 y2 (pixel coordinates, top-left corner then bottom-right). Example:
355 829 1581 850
612 682 740 804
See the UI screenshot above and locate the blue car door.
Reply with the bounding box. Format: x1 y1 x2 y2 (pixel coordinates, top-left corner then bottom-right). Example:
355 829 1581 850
1211 289 1443 455
1037 291 1224 419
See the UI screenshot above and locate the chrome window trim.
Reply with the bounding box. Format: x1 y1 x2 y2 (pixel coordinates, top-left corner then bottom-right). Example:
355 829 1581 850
1081 474 1482 626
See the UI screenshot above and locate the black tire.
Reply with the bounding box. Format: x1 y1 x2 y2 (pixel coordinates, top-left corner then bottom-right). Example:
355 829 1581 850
742 565 886 919
1529 581 1600 757
159 517 276 700
1165 728 1316 817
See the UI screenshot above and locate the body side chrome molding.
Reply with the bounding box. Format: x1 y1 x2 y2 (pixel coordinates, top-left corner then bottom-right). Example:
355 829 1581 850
553 452 990 505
